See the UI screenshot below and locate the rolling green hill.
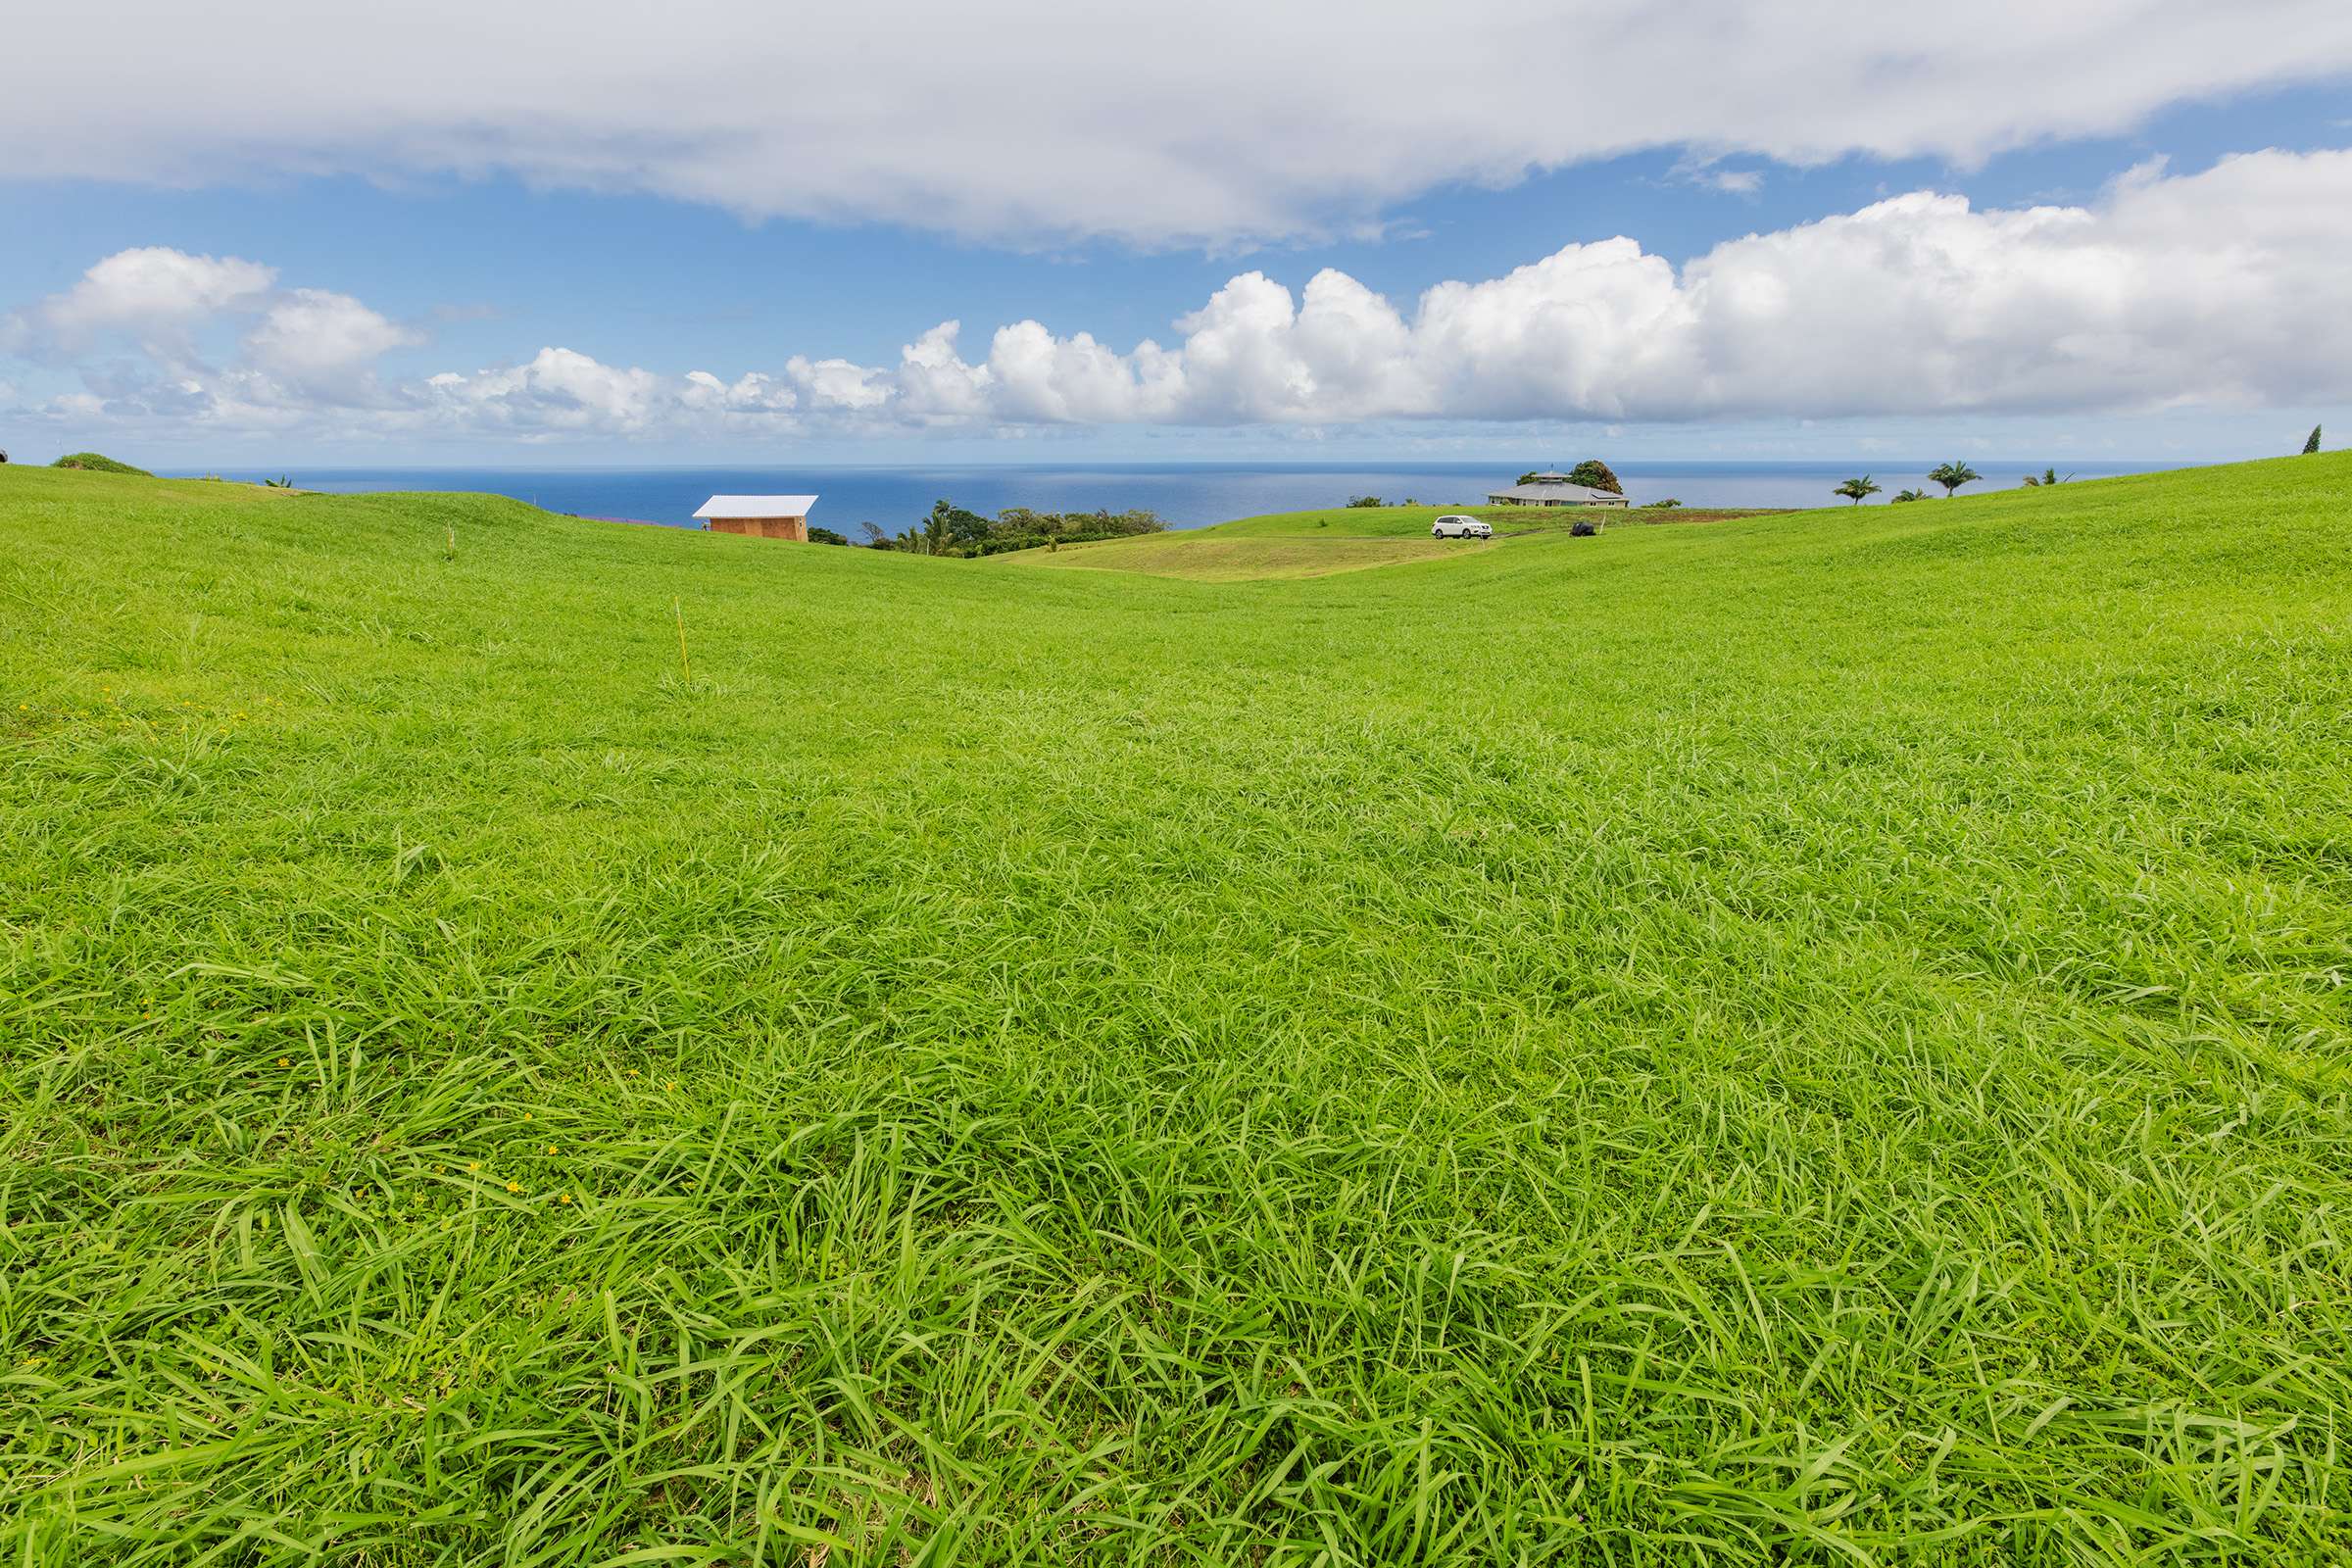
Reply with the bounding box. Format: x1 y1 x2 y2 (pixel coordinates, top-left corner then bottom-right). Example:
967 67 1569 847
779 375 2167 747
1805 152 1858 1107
5 457 2351 1561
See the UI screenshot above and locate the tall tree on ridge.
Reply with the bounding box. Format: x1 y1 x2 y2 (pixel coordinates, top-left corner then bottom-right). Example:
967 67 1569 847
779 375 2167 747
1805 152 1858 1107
1566 459 1623 495
1928 461 1983 498
2304 425 2324 455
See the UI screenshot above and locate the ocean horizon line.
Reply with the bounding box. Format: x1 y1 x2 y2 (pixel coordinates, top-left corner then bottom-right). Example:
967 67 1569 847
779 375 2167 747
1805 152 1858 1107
163 456 2204 473
155 457 2198 528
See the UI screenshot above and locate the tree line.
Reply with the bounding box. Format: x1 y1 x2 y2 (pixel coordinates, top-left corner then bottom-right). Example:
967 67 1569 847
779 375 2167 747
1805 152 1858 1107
1834 462 1981 505
851 500 1168 557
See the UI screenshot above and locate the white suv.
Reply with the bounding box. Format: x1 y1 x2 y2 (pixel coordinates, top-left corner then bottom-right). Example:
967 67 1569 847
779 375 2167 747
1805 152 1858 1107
1431 514 1492 539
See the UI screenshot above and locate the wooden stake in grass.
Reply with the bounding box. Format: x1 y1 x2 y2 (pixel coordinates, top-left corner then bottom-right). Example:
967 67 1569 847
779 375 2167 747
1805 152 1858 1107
444 524 456 563
672 597 691 683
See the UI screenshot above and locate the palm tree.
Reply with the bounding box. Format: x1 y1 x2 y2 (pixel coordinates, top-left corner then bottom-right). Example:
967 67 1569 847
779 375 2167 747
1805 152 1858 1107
1927 461 1982 498
1890 489 1929 504
2020 466 2073 487
1834 475 1882 506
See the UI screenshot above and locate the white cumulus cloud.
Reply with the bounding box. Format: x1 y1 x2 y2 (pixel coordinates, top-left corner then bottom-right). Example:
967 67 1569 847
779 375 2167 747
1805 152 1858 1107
3 248 277 361
7 149 2352 445
242 290 423 403
418 349 801 439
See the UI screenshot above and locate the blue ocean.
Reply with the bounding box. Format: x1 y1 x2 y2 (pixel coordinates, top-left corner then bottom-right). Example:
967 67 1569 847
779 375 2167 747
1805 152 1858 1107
170 461 2180 532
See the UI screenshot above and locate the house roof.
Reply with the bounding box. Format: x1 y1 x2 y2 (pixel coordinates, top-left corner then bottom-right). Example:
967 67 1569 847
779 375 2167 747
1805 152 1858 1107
1485 480 1628 504
693 494 817 518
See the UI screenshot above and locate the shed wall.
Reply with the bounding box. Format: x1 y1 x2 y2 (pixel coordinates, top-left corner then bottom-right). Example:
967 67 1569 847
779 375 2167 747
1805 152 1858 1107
709 515 809 541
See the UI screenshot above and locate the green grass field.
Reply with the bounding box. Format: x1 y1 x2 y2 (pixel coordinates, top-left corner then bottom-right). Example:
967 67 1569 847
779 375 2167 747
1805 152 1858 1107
999 532 1477 580
4 458 2350 1563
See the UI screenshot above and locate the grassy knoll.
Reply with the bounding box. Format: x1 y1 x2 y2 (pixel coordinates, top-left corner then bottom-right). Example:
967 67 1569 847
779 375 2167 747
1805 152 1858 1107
5 457 2352 1563
46 451 155 476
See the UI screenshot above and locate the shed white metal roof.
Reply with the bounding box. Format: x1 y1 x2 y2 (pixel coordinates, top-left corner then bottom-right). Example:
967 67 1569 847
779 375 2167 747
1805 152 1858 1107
693 494 817 518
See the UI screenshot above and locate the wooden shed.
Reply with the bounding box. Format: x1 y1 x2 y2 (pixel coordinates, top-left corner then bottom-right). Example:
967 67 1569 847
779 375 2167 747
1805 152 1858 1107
694 494 818 541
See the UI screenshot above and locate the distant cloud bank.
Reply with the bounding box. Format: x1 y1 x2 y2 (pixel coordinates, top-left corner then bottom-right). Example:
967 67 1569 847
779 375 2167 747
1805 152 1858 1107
7 150 2352 443
8 0 2352 248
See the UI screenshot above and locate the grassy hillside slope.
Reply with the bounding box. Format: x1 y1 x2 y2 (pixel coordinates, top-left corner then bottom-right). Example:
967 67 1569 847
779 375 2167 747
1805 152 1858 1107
5 459 2352 1562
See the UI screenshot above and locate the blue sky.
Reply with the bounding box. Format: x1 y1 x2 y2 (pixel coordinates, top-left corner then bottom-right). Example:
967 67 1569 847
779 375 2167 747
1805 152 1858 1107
4 2 2350 465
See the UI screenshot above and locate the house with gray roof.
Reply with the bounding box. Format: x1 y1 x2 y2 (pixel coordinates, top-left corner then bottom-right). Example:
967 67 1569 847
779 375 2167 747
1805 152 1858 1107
1486 472 1631 508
